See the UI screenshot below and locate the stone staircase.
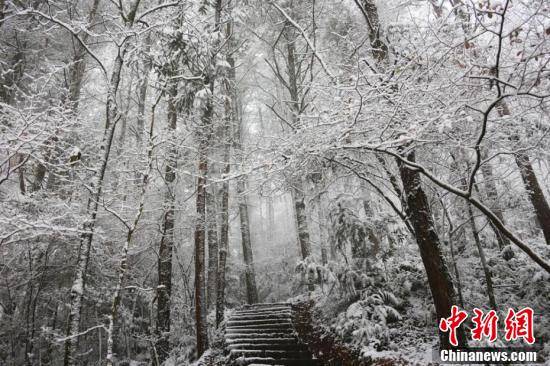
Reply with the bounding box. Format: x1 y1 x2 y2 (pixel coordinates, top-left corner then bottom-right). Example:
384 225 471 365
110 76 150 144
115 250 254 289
224 302 319 366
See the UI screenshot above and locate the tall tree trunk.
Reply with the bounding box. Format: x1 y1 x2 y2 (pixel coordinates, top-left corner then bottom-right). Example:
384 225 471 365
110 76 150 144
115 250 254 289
63 98 120 366
283 22 313 267
398 151 467 349
194 0 223 355
515 153 550 245
155 83 178 365
216 14 236 326
206 189 219 309
194 123 209 356
63 37 128 364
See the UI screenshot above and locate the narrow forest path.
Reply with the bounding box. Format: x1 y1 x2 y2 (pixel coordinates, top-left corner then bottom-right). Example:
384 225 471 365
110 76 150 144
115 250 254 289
224 302 319 366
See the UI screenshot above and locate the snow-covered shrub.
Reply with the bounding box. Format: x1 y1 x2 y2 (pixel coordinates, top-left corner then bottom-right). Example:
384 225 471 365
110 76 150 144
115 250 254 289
332 288 402 351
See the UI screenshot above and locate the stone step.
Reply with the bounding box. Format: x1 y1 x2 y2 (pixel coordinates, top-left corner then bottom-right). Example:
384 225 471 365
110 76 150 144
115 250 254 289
226 332 294 340
225 303 316 366
226 337 296 345
226 343 307 352
227 320 293 328
240 302 290 308
234 307 292 315
225 328 294 336
229 349 311 360
226 324 294 333
230 313 292 322
231 357 319 366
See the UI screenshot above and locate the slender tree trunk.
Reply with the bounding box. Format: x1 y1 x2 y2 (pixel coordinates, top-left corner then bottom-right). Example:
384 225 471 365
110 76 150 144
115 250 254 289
63 19 131 360
18 154 26 194
155 84 178 365
515 153 550 245
206 189 219 309
479 152 509 250
455 158 498 309
467 203 498 310
236 174 260 304
136 34 152 144
233 96 259 303
106 113 153 365
317 195 328 265
398 151 467 349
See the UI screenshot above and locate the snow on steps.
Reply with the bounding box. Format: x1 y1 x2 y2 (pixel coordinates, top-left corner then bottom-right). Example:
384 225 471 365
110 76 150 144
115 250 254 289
224 302 319 366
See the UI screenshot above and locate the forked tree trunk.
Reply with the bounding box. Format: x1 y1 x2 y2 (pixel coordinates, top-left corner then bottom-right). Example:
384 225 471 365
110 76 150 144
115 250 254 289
154 83 178 365
398 151 467 349
515 153 550 245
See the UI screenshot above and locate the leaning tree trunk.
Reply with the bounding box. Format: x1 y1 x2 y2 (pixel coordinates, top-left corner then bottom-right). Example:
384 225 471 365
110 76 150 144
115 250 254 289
398 151 467 349
154 83 178 365
515 153 550 245
356 0 465 349
63 41 127 366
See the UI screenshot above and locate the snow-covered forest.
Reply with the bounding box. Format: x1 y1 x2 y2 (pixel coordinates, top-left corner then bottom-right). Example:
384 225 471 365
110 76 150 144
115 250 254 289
1 0 549 365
